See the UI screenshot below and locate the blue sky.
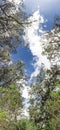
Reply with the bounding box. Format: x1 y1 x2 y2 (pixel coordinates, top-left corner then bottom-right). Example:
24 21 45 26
11 0 60 116
12 45 35 75
11 0 60 78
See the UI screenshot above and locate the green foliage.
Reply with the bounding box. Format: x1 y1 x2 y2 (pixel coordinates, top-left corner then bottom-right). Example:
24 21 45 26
0 0 26 87
0 109 10 130
0 0 24 50
0 110 8 120
44 88 60 130
0 115 38 130
0 84 23 122
17 119 38 130
0 59 25 86
29 18 60 130
54 82 60 88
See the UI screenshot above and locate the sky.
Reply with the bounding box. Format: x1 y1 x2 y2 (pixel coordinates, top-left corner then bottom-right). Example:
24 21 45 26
12 0 60 79
11 0 60 117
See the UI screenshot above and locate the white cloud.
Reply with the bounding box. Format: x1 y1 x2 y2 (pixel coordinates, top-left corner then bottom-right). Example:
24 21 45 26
16 79 29 99
8 61 13 65
22 84 30 99
22 84 30 117
23 109 29 117
24 10 50 79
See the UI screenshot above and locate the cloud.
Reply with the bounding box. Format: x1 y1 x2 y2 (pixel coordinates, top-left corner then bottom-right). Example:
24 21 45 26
22 84 30 117
24 10 50 79
16 79 29 100
23 109 29 117
22 85 30 99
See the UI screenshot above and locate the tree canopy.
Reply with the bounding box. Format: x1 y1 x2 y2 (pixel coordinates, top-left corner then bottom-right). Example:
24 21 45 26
29 18 60 130
0 0 26 86
0 1 60 129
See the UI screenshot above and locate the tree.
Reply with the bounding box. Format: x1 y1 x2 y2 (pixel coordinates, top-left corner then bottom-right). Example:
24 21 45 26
44 83 60 130
0 109 10 130
0 58 25 86
0 0 24 51
0 0 26 86
29 17 60 130
0 84 24 130
17 119 38 130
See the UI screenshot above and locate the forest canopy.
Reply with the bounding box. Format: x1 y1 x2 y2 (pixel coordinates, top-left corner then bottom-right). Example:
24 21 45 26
0 0 60 130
